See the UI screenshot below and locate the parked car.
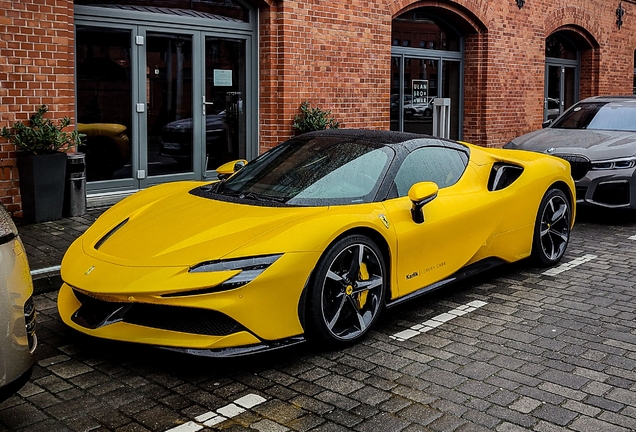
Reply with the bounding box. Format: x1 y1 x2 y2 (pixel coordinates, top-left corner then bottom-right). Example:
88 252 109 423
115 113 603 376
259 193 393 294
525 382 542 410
405 99 433 118
159 113 229 165
505 96 636 209
0 204 37 402
57 129 574 357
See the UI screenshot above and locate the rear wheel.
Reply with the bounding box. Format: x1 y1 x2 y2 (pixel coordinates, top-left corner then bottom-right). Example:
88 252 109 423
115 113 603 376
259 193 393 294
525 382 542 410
306 235 386 345
532 188 571 266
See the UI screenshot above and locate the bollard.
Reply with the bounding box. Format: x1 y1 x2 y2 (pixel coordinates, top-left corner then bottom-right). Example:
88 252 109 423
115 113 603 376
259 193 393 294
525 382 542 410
63 153 87 217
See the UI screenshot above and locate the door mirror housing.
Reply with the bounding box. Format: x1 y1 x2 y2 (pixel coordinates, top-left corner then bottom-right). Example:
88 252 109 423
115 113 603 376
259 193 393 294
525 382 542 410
542 119 553 129
408 181 439 224
216 159 248 180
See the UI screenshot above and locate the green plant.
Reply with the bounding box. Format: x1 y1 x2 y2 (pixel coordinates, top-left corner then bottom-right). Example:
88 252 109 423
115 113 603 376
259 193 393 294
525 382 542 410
292 101 340 133
1 105 83 155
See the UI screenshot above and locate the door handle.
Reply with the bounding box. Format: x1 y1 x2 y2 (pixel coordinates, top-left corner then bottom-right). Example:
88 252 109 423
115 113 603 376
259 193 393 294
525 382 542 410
203 96 214 115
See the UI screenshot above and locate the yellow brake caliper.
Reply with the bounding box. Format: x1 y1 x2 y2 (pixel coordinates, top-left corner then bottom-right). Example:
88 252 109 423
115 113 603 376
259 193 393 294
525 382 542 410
357 262 369 309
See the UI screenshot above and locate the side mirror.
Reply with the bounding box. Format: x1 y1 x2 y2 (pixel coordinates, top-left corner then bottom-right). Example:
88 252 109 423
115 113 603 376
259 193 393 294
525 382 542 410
408 181 439 224
216 159 248 180
542 119 553 128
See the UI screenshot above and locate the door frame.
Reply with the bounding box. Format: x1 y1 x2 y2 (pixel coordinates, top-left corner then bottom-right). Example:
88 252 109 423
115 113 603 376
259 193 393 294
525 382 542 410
390 50 464 139
74 5 258 195
544 57 580 121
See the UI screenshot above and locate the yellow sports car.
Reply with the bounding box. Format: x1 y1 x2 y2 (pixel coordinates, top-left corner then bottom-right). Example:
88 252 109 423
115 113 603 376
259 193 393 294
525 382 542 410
58 130 575 356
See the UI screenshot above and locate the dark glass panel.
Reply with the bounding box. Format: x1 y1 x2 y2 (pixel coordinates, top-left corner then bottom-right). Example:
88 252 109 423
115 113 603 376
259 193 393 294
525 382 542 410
76 26 133 181
204 37 246 171
147 33 194 176
545 34 577 60
392 10 460 52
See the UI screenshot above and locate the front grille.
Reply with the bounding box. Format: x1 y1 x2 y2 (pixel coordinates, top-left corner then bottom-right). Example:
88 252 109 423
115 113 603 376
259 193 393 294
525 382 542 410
23 296 37 353
556 154 591 181
71 290 246 337
592 181 630 206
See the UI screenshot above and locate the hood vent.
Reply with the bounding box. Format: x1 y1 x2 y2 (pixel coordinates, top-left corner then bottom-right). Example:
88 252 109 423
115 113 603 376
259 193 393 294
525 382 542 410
94 218 129 250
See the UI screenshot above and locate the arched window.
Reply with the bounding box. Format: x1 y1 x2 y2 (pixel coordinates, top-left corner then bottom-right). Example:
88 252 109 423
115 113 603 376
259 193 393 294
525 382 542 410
391 9 463 140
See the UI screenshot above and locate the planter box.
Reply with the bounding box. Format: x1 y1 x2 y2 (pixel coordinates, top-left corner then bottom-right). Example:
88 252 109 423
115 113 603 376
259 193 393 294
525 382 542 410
17 152 67 223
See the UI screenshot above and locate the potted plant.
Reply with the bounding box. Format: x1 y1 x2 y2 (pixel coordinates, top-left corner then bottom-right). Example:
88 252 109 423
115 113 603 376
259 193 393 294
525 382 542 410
1 105 83 223
292 101 341 133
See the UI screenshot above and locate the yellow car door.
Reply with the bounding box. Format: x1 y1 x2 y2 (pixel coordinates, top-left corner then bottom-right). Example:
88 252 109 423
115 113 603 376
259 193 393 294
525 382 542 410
381 145 502 298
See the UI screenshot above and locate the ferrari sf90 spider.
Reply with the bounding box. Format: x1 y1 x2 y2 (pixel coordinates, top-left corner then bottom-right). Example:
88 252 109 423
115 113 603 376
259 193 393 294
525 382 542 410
58 129 575 356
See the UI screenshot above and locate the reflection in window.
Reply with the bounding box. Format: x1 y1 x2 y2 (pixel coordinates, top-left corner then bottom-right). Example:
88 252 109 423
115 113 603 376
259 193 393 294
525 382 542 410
633 50 635 95
545 34 577 60
392 9 460 52
394 145 468 196
76 26 133 181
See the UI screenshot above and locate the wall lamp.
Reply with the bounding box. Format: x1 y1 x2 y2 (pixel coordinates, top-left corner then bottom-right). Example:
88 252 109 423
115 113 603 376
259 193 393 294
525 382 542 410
617 1 625 29
516 0 525 9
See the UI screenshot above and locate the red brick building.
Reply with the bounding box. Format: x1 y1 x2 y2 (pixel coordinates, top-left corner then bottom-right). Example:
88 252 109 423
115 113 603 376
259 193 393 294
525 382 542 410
1 0 635 217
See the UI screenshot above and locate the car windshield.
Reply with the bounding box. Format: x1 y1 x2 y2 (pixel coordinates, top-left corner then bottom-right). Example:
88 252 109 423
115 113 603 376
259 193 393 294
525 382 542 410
552 101 636 132
215 135 394 206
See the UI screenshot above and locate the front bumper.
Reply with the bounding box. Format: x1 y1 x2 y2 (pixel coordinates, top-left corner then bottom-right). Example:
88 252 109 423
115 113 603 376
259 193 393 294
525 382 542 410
575 167 636 209
57 250 321 354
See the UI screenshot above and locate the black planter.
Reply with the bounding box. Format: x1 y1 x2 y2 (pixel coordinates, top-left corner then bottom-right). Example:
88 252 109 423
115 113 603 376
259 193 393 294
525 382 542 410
17 152 67 223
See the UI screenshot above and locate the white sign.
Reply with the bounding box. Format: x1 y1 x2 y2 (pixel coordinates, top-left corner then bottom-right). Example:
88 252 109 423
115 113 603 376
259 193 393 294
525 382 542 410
214 70 233 87
412 80 428 104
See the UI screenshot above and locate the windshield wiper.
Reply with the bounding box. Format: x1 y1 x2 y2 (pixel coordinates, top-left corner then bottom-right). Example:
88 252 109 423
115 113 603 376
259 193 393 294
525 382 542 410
241 192 287 203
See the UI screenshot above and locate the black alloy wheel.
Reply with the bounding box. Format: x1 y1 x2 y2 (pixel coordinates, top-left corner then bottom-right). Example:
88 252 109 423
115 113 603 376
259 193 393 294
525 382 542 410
306 235 386 345
532 188 571 266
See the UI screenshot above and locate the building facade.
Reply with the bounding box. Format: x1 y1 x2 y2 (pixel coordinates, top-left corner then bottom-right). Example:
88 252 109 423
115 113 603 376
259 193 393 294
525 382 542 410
1 0 635 217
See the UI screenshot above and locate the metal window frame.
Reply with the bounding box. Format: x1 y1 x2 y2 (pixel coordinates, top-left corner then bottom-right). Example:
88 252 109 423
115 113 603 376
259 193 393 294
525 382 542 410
391 47 464 140
74 5 258 195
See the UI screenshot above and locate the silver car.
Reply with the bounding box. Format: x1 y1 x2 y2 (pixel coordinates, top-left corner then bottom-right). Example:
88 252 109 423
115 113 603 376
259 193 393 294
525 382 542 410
505 96 636 209
0 204 36 402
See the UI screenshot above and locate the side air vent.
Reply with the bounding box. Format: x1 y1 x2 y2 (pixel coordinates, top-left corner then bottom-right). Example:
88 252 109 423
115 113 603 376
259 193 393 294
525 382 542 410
488 163 524 191
94 218 129 250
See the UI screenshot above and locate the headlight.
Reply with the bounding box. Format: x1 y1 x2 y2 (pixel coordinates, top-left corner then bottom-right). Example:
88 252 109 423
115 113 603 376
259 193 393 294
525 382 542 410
189 254 282 290
591 158 636 170
0 204 18 245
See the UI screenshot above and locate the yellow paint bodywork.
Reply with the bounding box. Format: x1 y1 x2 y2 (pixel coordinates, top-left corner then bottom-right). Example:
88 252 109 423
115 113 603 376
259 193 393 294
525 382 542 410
57 143 575 351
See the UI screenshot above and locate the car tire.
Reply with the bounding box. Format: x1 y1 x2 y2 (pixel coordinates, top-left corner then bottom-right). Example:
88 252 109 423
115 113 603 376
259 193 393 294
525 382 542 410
531 188 571 266
306 235 386 346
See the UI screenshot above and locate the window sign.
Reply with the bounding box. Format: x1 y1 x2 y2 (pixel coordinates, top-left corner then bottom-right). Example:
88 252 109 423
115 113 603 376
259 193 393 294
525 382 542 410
214 69 233 86
412 79 428 104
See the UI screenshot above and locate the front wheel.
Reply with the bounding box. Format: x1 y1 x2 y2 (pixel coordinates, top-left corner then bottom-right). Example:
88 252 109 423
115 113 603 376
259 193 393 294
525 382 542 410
306 235 387 346
532 188 572 266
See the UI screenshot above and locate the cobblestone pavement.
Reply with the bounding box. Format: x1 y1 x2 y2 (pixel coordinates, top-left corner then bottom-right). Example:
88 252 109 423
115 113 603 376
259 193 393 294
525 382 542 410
2 209 636 432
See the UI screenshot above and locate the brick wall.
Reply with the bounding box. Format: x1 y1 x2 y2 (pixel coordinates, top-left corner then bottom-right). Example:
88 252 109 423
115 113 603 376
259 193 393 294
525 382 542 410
259 0 636 149
0 0 75 217
1 0 635 217
259 0 393 151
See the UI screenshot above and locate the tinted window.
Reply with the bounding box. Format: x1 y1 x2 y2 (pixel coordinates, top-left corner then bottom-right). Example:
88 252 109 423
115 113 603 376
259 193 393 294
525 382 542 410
394 146 468 196
216 136 395 206
552 102 636 131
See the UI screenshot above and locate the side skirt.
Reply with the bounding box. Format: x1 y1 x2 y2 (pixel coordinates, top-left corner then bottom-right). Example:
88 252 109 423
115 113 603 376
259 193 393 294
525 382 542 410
385 258 506 309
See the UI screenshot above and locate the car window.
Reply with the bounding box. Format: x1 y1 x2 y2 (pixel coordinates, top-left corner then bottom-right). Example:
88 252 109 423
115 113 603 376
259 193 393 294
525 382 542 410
215 135 395 206
552 101 636 132
394 146 468 196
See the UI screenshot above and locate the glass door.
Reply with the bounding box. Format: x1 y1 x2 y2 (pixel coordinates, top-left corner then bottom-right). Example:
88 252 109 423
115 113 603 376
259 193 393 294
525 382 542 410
203 37 247 174
76 26 134 185
145 32 194 178
76 23 254 193
544 63 578 122
390 55 462 139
